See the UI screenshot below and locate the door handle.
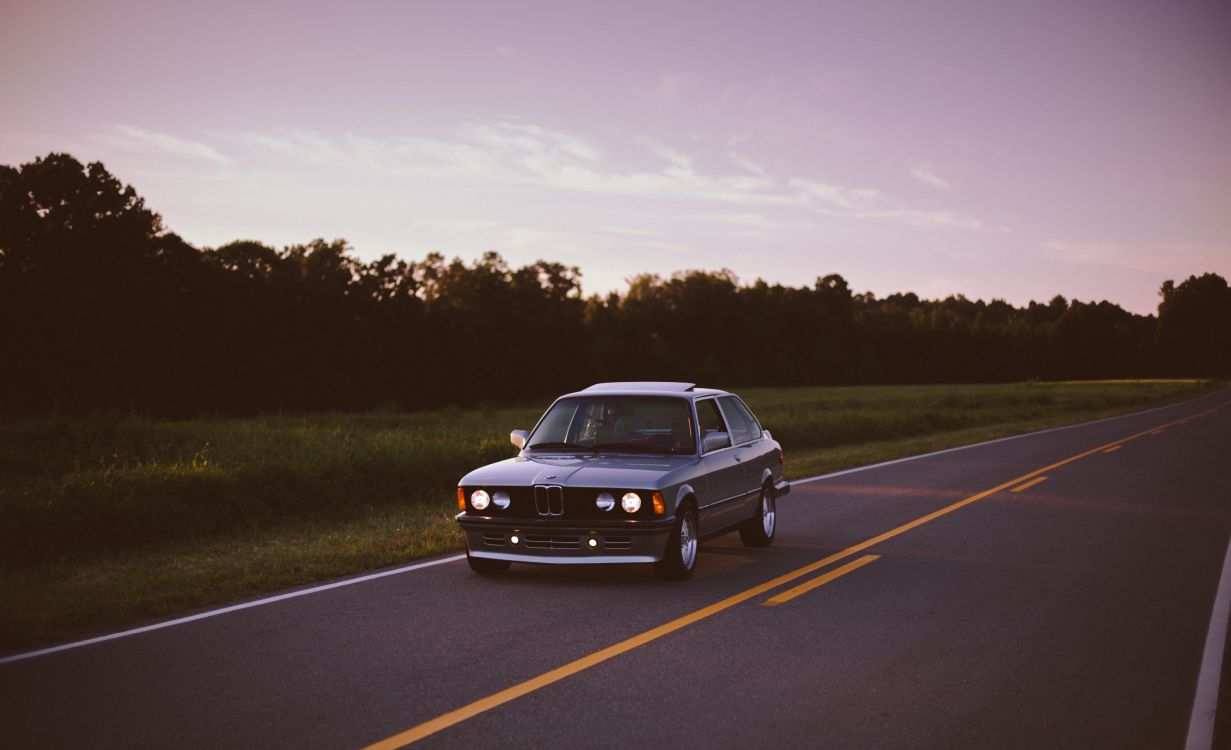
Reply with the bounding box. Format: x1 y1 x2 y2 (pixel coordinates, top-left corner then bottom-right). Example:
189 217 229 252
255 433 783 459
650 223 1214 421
734 454 742 462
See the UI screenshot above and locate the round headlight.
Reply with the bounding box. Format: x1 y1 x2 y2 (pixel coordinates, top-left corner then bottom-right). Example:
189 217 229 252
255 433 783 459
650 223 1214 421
596 492 615 511
621 492 642 513
492 490 511 509
470 489 490 511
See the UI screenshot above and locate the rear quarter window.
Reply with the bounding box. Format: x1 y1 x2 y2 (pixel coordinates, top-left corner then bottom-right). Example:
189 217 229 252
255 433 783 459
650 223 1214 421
718 396 761 445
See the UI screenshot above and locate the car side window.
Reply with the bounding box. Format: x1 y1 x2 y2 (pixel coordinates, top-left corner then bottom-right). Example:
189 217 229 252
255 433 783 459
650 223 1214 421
718 396 760 445
697 399 729 452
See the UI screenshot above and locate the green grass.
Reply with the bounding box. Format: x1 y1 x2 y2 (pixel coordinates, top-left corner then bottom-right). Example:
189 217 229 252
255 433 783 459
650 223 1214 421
737 380 1215 477
0 379 1219 652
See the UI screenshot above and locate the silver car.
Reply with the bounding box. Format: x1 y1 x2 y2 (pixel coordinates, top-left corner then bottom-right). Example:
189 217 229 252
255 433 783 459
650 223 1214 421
456 382 790 579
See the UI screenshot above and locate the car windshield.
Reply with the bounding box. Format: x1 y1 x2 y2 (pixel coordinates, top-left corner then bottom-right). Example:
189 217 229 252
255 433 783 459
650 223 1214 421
528 396 696 455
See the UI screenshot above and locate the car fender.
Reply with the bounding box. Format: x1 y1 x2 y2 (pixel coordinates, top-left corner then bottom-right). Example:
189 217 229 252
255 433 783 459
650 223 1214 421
673 484 698 515
760 466 775 488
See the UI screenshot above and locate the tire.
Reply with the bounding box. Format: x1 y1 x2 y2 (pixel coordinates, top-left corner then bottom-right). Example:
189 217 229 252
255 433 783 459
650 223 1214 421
467 548 511 575
739 483 776 547
654 506 699 580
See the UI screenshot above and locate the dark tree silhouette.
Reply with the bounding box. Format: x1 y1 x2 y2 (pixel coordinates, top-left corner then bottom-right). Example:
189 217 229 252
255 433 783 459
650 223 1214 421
0 153 205 412
1158 274 1231 377
0 152 1225 416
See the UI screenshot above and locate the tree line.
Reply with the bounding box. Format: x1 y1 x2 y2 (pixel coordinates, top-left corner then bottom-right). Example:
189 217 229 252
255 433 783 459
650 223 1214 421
1 153 1227 416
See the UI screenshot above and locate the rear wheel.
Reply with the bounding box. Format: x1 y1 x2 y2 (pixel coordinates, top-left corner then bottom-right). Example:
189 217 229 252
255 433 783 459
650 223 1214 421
466 548 511 575
654 506 698 580
739 483 776 547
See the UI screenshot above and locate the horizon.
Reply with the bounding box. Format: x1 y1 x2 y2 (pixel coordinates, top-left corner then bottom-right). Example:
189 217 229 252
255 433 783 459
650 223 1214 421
2 0 1229 315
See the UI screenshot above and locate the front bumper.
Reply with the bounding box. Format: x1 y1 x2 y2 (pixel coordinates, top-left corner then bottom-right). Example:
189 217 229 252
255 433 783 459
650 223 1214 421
457 514 674 564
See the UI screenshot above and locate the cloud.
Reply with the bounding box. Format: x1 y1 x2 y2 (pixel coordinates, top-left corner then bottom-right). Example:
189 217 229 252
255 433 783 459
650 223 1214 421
635 135 693 170
789 178 981 230
463 120 601 163
404 218 502 235
729 152 768 177
100 126 232 164
601 225 659 237
689 211 815 232
227 130 405 169
789 178 881 211
118 117 982 234
1043 240 1226 274
725 137 769 177
635 238 691 254
501 226 572 249
656 72 693 99
858 208 981 231
910 162 951 192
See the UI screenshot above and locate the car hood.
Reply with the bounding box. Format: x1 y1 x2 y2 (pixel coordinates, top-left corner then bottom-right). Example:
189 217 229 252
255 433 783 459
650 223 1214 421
460 453 696 489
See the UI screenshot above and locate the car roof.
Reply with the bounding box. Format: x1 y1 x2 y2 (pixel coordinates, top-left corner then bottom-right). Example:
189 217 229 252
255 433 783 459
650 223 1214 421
560 382 730 399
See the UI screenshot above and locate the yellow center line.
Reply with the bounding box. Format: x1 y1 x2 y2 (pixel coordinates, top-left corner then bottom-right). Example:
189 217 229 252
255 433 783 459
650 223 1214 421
1010 476 1048 494
763 555 880 606
1103 445 1122 454
362 398 1229 750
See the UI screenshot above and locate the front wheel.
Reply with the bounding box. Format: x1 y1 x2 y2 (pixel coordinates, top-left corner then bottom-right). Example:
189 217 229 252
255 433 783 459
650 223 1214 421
467 548 511 575
739 483 776 547
654 507 699 580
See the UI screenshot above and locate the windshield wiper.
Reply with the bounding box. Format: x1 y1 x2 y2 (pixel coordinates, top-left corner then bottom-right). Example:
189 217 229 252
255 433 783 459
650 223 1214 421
527 441 594 452
592 443 672 455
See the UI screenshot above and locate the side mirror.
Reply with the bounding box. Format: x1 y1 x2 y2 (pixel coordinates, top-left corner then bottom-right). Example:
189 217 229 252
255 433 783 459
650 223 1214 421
510 429 529 449
702 431 731 453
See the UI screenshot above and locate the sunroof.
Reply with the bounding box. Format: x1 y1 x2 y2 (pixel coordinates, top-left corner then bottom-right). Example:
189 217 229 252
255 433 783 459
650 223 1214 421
583 382 697 392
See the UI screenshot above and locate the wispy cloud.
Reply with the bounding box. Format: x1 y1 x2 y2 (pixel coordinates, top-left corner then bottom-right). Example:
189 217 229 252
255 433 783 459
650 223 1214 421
114 118 982 234
1043 240 1226 274
99 126 232 164
789 178 881 211
792 177 979 230
463 120 601 163
859 208 981 231
227 130 351 166
501 226 573 249
404 218 502 235
688 212 816 242
635 135 693 170
725 136 769 177
601 225 659 237
910 162 951 192
656 72 693 99
635 238 691 254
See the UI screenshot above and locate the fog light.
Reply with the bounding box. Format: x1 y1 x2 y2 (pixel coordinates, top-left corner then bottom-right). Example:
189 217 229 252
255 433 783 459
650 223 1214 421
587 538 598 548
510 534 520 545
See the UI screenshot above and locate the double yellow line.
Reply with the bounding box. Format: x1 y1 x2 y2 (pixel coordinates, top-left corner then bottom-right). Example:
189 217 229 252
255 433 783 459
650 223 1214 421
364 398 1228 750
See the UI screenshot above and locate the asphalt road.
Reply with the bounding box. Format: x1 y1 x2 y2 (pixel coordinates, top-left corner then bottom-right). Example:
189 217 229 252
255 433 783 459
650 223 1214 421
3 390 1230 749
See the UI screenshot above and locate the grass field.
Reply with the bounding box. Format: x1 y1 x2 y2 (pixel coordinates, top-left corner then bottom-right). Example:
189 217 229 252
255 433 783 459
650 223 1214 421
0 379 1217 651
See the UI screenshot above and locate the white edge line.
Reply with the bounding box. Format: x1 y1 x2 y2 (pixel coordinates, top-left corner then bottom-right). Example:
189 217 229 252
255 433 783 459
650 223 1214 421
2 385 1223 666
0 554 465 666
1186 537 1231 750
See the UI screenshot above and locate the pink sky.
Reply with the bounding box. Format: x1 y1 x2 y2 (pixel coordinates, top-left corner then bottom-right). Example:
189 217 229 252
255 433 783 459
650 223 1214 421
2 0 1228 314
